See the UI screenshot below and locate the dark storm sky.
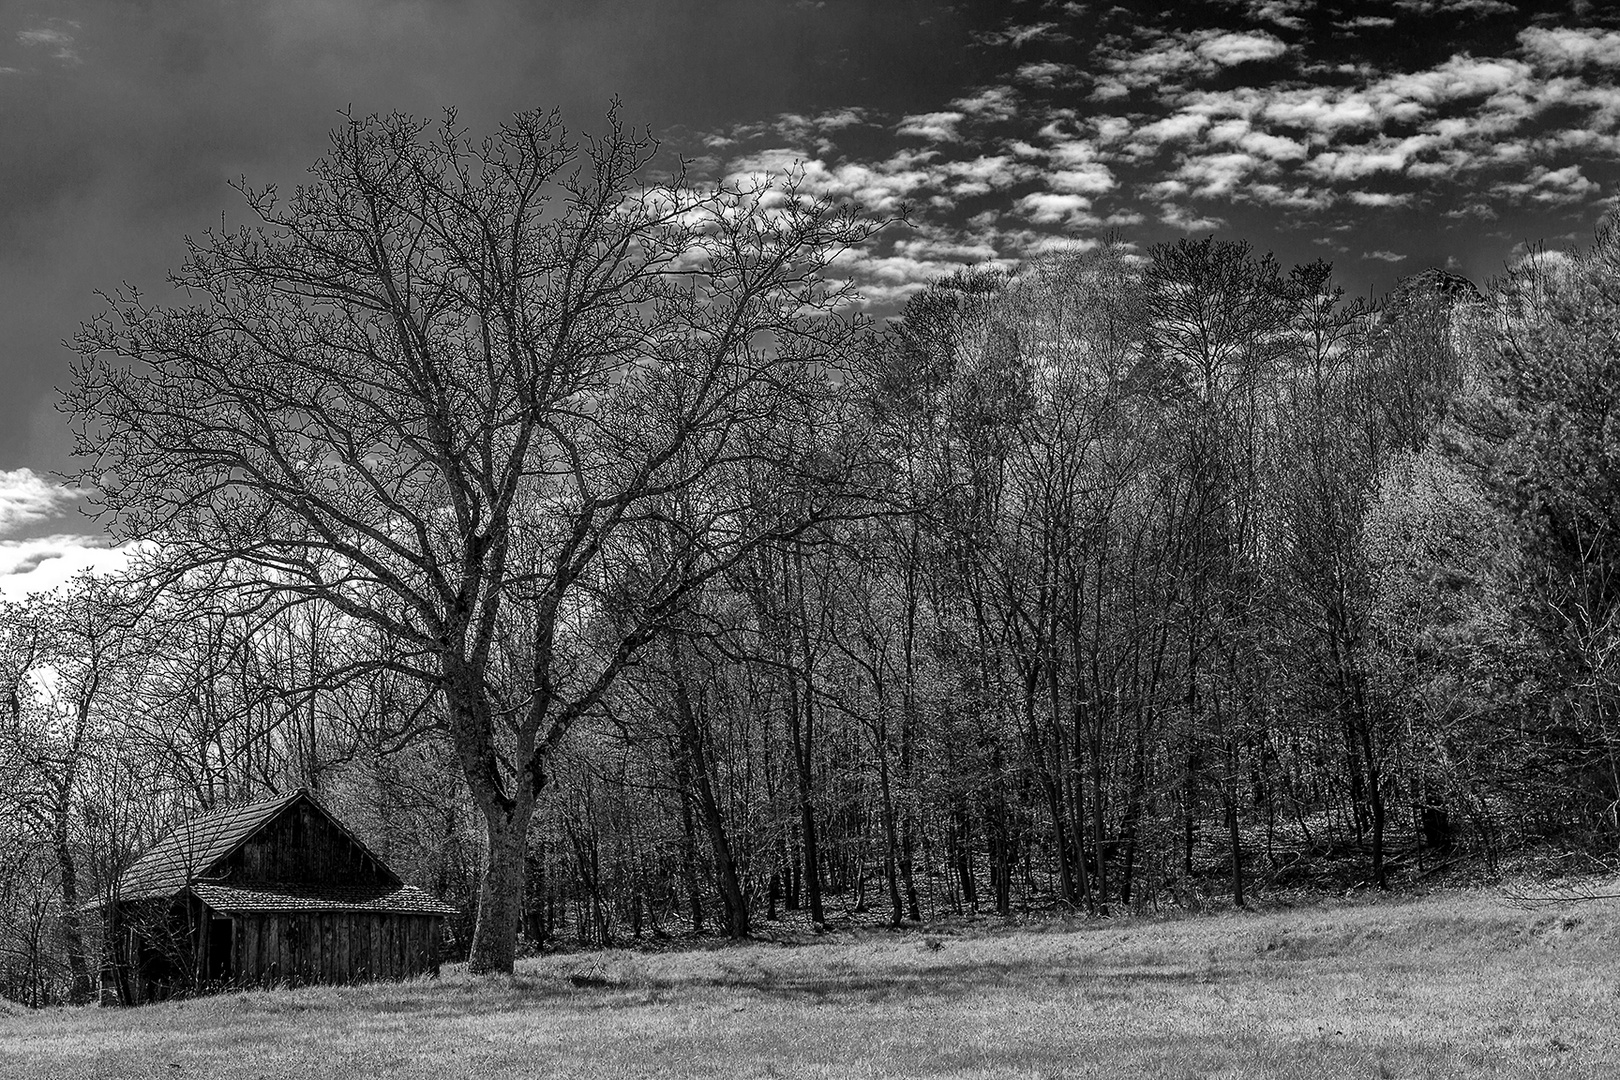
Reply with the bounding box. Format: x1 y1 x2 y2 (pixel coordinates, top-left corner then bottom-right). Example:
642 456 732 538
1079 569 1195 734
1 0 1616 592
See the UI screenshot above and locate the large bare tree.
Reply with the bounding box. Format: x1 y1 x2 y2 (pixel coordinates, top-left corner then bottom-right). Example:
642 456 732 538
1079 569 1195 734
67 107 883 972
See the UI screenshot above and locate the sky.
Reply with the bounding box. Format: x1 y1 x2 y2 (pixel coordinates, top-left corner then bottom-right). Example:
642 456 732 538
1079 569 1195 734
0 0 1616 596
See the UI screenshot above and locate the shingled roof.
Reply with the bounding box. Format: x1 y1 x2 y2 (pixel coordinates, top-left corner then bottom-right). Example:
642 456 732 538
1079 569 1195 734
110 788 456 921
118 790 306 902
189 882 458 917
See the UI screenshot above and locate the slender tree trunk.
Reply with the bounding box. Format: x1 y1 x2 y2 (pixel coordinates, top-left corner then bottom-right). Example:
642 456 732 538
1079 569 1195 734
684 725 750 937
878 750 905 927
1226 773 1245 907
678 787 705 935
951 802 977 912
704 810 749 939
49 761 93 1005
52 827 93 1003
787 681 824 926
899 811 922 923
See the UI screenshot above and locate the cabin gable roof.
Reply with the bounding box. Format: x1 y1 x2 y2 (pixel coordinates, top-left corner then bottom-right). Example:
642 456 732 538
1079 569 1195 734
116 788 404 904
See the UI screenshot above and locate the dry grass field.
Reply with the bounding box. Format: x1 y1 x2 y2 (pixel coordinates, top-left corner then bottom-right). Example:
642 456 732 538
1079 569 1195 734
4 887 1619 1079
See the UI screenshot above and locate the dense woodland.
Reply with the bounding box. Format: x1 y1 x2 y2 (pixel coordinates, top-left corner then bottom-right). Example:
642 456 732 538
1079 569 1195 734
5 111 1620 1006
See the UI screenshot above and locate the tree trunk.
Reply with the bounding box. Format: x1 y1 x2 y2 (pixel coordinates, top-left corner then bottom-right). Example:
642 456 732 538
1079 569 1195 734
899 811 922 923
669 651 749 938
878 753 905 928
787 679 825 927
51 780 93 1004
951 803 977 912
469 808 530 974
678 788 705 935
689 764 748 937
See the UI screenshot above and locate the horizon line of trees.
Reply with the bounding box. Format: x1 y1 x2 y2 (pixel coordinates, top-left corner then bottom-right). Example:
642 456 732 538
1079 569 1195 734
5 108 1620 1007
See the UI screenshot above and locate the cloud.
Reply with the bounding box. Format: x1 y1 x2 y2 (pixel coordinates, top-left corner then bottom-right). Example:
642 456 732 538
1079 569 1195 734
896 111 965 142
1089 74 1133 101
1365 249 1407 262
951 87 1019 122
1016 191 1098 227
1391 0 1514 15
1091 115 1133 145
1046 142 1117 196
1491 163 1599 205
725 147 936 215
1377 55 1531 109
0 535 131 600
812 108 869 130
1000 23 1061 48
1240 0 1309 30
828 244 1016 308
760 110 875 154
1346 191 1410 207
893 236 999 263
1195 31 1288 67
1173 151 1269 198
0 469 79 536
1014 61 1078 88
942 155 1037 197
1093 27 1288 99
17 22 79 63
1306 135 1438 180
1519 27 1620 71
1132 111 1211 150
1234 129 1308 162
1259 91 1383 134
1160 204 1226 232
1509 246 1573 272
1244 183 1333 210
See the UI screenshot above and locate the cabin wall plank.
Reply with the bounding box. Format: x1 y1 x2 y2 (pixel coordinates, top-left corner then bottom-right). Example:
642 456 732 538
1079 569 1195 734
266 916 281 985
237 915 252 985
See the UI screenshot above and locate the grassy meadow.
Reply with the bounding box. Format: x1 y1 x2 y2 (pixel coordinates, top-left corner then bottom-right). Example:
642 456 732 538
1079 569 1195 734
4 887 1619 1079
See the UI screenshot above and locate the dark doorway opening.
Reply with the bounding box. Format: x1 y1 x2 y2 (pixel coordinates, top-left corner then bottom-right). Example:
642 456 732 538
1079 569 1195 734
207 917 234 984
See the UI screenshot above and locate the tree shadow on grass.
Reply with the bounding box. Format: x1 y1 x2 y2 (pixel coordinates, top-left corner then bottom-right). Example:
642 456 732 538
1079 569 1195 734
645 958 1224 1007
216 953 1232 1022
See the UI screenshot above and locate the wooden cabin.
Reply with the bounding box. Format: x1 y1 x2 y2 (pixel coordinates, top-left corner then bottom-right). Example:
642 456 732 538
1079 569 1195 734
100 788 457 1004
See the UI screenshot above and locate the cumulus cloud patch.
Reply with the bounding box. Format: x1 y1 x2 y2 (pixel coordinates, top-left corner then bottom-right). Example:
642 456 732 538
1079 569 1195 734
725 147 936 215
1520 27 1620 71
1241 0 1309 30
1492 163 1599 205
17 22 79 63
0 534 130 600
0 469 79 535
1132 111 1211 150
942 155 1037 197
1017 191 1098 227
1015 61 1079 88
1195 31 1288 66
951 87 1020 122
897 111 965 142
1160 203 1227 232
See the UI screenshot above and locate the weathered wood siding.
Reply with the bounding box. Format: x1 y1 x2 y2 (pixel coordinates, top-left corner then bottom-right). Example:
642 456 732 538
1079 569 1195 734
231 912 442 986
213 802 394 886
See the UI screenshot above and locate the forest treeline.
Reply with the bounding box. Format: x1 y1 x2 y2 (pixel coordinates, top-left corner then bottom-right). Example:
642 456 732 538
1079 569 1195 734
5 111 1620 1006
